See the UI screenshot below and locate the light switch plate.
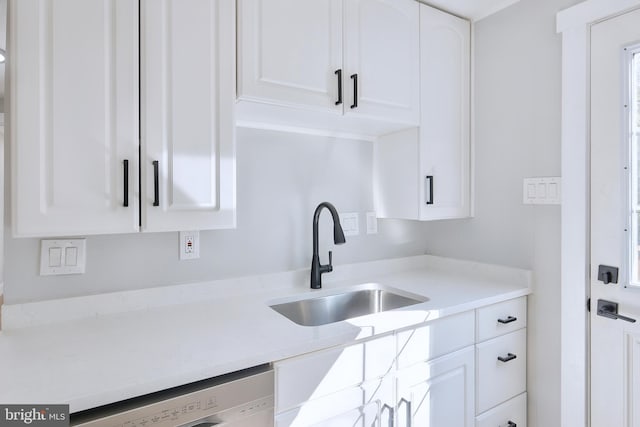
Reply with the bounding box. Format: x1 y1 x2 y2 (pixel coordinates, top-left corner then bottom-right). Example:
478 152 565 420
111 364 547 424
40 239 86 275
523 177 561 205
339 213 359 237
179 231 200 260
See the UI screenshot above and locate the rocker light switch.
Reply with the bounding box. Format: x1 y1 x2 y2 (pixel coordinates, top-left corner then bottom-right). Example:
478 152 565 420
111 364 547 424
40 239 86 275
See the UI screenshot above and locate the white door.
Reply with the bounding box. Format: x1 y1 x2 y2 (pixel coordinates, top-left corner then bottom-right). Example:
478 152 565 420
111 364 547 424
396 347 475 427
419 4 471 220
590 8 640 427
10 0 139 237
236 0 343 112
142 0 236 232
343 0 419 125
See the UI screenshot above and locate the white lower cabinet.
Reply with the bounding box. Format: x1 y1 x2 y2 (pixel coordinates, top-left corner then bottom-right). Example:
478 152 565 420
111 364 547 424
476 329 527 413
274 297 528 427
275 377 393 427
396 346 475 427
476 392 527 427
475 297 528 425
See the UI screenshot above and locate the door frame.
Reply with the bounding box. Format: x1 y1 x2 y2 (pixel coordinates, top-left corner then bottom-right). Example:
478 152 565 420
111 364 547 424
558 1 640 426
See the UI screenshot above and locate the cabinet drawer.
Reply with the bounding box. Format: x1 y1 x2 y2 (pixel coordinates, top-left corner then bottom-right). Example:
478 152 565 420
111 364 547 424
476 328 526 413
397 310 475 368
476 297 527 342
476 392 527 427
274 335 395 411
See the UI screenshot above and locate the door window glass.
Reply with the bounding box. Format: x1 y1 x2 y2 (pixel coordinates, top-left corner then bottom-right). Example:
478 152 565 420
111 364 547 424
628 51 640 286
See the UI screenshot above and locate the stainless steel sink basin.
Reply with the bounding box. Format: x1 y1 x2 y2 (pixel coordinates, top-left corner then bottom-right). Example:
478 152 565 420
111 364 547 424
269 287 427 326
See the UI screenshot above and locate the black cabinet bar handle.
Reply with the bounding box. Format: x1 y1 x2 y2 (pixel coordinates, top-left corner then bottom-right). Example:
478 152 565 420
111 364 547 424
152 160 160 207
350 73 358 109
507 421 517 427
498 353 517 363
335 69 343 105
381 404 394 427
399 398 412 427
498 316 517 324
123 159 129 207
425 175 434 205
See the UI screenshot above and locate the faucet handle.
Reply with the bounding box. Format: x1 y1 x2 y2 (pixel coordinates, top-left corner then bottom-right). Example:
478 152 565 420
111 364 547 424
328 251 333 271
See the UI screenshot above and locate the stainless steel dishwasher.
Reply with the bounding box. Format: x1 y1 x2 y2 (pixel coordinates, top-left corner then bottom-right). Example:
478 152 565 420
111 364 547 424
71 365 274 427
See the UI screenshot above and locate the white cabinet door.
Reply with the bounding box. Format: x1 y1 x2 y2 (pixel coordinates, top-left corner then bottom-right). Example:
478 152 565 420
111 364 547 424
275 379 392 427
10 0 139 237
275 334 395 412
237 0 343 112
142 0 236 231
396 346 475 427
373 5 470 222
419 4 471 220
344 0 419 125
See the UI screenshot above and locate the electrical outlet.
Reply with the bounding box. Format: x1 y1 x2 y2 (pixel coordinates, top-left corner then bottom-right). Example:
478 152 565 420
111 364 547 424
179 231 200 260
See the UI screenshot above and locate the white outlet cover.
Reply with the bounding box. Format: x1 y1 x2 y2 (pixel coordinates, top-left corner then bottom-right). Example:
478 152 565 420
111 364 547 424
179 231 200 260
40 239 86 275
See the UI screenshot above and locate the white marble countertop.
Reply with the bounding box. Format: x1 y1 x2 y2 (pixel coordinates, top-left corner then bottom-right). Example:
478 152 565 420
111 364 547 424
0 255 531 413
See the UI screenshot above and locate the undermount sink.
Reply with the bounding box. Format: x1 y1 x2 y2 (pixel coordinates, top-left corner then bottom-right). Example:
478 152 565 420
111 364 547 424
269 286 428 327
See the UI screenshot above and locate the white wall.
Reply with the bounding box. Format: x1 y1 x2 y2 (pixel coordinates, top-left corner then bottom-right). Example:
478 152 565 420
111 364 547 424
3 127 430 303
421 0 581 426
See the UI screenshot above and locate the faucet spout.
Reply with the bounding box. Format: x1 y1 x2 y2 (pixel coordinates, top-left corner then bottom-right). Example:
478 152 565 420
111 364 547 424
311 202 346 289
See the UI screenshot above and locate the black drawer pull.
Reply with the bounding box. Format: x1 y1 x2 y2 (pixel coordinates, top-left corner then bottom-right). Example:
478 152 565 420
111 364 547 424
498 316 517 324
152 160 160 207
507 422 517 427
123 159 129 207
498 353 517 363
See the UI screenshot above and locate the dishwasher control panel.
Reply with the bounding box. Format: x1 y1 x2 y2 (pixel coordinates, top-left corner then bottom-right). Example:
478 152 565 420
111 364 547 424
72 368 274 427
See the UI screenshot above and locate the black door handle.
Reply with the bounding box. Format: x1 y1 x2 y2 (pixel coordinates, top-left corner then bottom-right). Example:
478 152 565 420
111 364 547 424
152 160 160 207
498 315 517 324
350 73 358 109
507 422 517 427
498 353 517 363
597 299 636 323
335 69 343 105
123 159 129 207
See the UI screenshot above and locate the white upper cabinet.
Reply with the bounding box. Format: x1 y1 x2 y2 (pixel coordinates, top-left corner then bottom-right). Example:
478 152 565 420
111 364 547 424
10 0 140 237
236 0 419 138
237 0 343 112
419 4 471 220
141 0 236 232
374 4 471 221
343 0 419 124
10 0 236 237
